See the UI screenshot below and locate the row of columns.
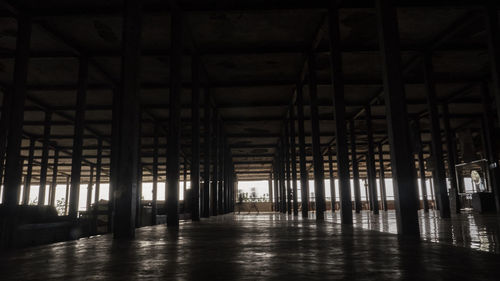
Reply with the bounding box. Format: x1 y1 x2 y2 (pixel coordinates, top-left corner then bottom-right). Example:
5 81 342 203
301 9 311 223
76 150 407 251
0 0 236 246
272 1 500 236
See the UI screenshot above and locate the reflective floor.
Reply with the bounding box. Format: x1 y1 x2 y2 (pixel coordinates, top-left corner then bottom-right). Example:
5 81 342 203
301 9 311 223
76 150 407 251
1 213 500 280
324 210 500 254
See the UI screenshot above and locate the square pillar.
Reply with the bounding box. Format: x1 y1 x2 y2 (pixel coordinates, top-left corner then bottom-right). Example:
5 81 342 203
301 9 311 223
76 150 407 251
38 111 52 205
113 0 142 238
68 57 88 220
191 56 201 221
166 6 182 227
375 0 419 236
296 83 309 218
308 53 326 220
423 54 450 218
289 104 299 216
350 119 362 213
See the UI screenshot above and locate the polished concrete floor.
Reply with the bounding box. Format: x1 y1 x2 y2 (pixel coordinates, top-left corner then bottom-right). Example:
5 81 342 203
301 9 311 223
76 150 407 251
1 212 500 280
324 210 500 254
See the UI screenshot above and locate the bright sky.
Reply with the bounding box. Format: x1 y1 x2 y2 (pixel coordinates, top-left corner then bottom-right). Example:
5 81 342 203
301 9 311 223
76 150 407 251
0 177 474 214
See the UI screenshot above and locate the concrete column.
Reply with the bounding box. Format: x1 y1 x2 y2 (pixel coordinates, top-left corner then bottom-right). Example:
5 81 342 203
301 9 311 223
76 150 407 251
376 0 419 236
108 88 120 231
38 111 52 205
64 176 70 215
350 119 362 213
278 141 287 213
328 6 352 223
166 5 182 227
218 122 224 215
68 57 88 220
480 82 500 211
211 113 219 216
378 143 388 211
21 137 35 205
328 147 336 212
423 54 450 218
0 90 12 190
273 165 279 212
202 90 211 218
296 83 309 218
152 123 159 224
365 106 379 214
415 119 429 212
268 173 273 211
86 166 94 212
284 120 292 214
289 104 299 216
308 53 325 220
183 157 187 213
441 104 460 213
2 13 31 208
113 0 142 238
49 149 59 206
94 138 102 205
136 163 142 228
224 142 230 213
191 56 200 221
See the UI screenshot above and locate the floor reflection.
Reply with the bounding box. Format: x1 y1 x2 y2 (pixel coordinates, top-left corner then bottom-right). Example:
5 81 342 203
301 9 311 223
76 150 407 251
323 209 500 254
1 213 500 280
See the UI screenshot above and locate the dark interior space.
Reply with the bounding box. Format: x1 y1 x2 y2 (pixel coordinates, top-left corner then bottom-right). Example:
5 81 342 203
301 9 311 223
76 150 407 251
1 0 500 280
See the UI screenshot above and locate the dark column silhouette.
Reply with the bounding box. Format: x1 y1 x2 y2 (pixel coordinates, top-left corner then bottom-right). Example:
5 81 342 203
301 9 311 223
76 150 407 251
113 0 142 238
191 56 201 221
166 6 182 226
423 54 450 218
328 7 352 223
308 53 325 220
480 82 500 211
328 147 336 212
94 139 102 205
284 120 292 214
296 83 309 217
376 0 419 236
21 137 35 205
211 113 219 216
0 90 12 191
68 57 88 220
48 149 59 206
202 90 212 218
378 143 388 211
289 104 299 216
38 111 52 205
152 123 159 224
86 166 94 212
350 119 362 213
441 104 460 213
365 106 379 214
2 13 31 208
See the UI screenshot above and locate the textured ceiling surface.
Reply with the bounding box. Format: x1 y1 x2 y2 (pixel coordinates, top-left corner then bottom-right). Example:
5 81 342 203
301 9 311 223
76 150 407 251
0 1 493 181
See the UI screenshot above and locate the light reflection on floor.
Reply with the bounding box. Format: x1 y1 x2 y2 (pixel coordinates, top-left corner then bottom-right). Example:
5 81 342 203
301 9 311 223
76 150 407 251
237 210 500 254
